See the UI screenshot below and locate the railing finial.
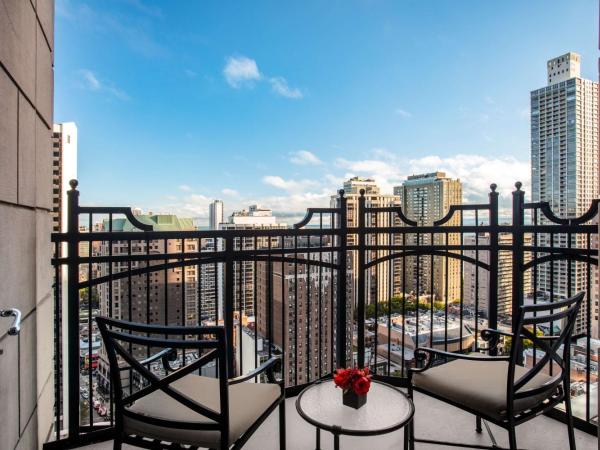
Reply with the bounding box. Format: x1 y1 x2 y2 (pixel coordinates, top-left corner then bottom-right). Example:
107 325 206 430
490 183 497 192
359 189 365 197
338 189 345 198
69 179 79 190
515 181 522 191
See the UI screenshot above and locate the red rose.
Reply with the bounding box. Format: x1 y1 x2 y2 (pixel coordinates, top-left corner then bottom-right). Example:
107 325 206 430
333 368 352 389
352 376 371 395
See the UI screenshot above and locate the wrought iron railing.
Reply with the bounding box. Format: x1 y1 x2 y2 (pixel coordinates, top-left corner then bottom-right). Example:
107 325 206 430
48 180 598 446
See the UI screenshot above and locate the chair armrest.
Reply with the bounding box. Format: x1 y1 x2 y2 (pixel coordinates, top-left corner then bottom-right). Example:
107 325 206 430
119 347 177 371
480 328 515 351
229 356 281 385
481 327 556 346
409 347 509 374
481 328 514 340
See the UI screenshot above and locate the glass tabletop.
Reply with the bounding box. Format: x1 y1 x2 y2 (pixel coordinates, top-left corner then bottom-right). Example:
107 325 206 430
295 380 414 436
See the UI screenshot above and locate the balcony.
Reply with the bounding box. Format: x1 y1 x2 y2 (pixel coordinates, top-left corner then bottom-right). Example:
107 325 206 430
46 181 599 448
82 394 597 450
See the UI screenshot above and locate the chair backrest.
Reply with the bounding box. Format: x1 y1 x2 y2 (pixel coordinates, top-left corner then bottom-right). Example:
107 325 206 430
506 291 584 415
96 316 230 443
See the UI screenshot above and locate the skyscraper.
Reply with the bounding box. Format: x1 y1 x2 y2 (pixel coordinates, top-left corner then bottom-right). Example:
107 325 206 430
52 122 77 233
530 52 599 334
256 253 335 386
96 213 201 390
221 205 287 316
209 199 224 230
331 177 400 305
394 172 462 302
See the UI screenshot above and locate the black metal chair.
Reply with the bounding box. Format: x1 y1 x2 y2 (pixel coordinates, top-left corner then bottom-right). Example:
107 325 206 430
407 291 584 450
96 316 286 450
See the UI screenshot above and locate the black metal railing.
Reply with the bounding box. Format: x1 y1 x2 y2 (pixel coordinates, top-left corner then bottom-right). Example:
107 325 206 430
48 180 598 446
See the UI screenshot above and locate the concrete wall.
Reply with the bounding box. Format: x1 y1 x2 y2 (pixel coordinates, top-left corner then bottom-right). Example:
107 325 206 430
0 0 55 448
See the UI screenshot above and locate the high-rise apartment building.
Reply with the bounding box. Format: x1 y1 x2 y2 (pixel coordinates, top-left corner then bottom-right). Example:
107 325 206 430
394 172 462 302
256 250 335 386
51 123 77 423
52 122 77 233
96 214 200 389
221 206 287 316
531 52 599 334
209 199 224 230
464 233 532 319
331 177 400 305
207 199 225 319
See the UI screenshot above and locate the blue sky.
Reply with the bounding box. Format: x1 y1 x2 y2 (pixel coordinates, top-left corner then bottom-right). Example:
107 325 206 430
55 0 598 222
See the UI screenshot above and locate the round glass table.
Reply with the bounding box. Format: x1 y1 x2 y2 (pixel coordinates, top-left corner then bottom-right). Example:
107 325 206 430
295 380 414 450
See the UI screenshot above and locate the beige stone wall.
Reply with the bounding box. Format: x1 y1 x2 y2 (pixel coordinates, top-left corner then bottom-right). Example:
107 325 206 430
0 0 55 448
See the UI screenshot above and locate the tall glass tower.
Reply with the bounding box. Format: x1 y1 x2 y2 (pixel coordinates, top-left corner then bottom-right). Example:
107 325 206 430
530 52 599 334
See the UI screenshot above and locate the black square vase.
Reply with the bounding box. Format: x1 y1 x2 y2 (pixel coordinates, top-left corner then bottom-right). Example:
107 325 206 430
343 390 367 409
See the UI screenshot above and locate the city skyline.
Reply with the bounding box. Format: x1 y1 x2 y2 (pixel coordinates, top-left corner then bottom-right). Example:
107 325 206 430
54 0 598 223
2 1 598 447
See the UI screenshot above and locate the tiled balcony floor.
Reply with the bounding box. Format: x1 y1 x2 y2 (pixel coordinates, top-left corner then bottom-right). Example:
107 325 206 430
83 391 597 450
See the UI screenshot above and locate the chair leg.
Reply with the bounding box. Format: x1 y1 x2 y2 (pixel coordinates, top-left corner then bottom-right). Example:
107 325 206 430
403 418 413 450
508 426 517 450
563 383 577 450
475 415 482 433
279 399 286 450
407 385 415 450
113 438 122 450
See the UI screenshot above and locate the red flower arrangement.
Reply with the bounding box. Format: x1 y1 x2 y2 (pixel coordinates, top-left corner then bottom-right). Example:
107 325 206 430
333 366 372 395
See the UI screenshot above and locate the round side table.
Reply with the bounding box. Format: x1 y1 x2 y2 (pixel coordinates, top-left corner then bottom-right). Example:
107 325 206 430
295 379 414 450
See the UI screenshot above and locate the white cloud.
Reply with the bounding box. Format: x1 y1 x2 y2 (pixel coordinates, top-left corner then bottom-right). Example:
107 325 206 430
222 188 239 196
223 56 302 99
223 56 261 88
395 108 412 118
184 69 197 78
262 175 320 192
269 77 303 99
148 151 530 226
290 150 322 165
63 2 167 58
324 174 345 186
179 194 211 217
81 69 100 90
335 154 404 193
406 153 530 201
143 192 211 219
255 190 333 222
105 86 130 101
124 0 163 18
178 184 192 192
335 150 530 204
79 69 129 100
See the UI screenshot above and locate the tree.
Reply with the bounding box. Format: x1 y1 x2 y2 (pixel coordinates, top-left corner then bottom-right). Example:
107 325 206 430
503 327 545 354
79 287 100 309
361 296 450 319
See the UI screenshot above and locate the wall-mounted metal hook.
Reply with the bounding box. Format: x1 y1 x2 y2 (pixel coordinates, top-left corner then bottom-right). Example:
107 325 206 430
1 308 22 336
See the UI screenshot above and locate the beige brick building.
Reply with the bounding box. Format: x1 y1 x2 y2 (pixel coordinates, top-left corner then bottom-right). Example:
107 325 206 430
394 172 462 302
0 0 56 447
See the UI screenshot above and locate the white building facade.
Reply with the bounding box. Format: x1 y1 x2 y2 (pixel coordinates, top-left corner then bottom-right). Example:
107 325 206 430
531 52 599 335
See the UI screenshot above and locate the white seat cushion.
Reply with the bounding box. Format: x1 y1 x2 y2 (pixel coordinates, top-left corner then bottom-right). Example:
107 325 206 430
124 374 281 447
412 359 556 420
